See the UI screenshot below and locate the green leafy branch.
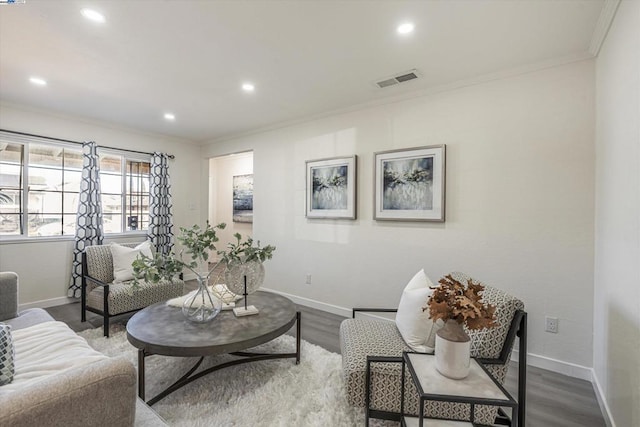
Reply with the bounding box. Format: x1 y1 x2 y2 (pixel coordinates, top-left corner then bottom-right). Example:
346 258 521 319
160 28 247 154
132 222 276 288
132 222 226 286
218 233 276 265
176 222 226 272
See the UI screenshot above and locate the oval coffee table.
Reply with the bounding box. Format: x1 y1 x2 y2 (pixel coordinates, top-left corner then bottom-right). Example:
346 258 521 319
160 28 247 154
127 290 301 405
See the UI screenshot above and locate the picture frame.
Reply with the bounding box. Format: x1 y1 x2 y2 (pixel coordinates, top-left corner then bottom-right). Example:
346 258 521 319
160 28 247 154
232 174 253 223
373 145 445 222
305 155 357 219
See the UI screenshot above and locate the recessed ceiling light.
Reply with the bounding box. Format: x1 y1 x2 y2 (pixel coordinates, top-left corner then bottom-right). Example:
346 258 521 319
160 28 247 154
397 22 415 35
164 113 175 121
29 77 47 86
81 8 106 23
242 83 255 92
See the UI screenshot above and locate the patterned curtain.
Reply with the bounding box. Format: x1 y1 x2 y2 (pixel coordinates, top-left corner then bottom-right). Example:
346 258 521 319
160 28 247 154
68 142 103 298
148 152 174 256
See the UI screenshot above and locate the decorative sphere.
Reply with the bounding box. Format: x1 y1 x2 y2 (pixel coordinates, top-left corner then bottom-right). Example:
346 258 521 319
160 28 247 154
225 260 265 295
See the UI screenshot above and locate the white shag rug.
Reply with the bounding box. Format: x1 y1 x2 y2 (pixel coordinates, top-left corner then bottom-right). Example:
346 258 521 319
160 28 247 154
79 326 367 427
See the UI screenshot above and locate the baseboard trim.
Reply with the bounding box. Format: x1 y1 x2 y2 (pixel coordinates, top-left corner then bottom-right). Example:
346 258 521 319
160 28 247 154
18 296 75 310
592 370 616 427
31 287 599 386
261 287 353 318
265 288 600 383
262 287 398 322
510 350 592 381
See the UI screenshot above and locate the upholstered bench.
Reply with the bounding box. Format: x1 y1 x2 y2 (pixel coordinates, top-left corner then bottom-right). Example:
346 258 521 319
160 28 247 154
339 272 527 426
81 243 184 337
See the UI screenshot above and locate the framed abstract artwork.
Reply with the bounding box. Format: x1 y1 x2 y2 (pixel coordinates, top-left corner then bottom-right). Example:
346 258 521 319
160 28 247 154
373 145 445 222
233 174 253 223
305 155 357 219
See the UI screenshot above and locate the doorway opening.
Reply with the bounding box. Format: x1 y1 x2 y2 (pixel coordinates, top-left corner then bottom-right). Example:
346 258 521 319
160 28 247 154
208 151 254 261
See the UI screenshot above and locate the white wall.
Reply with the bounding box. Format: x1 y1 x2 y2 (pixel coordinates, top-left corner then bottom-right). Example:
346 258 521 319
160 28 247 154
594 1 640 426
0 103 203 306
202 60 596 369
208 152 253 256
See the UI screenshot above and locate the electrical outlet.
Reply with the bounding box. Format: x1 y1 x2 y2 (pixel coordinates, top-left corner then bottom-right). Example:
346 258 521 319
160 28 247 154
545 316 559 333
305 274 312 285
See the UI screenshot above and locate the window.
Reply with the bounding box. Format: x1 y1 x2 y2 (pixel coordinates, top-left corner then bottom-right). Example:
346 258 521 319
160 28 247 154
100 153 150 234
27 144 82 236
0 132 150 238
0 142 23 235
125 160 151 231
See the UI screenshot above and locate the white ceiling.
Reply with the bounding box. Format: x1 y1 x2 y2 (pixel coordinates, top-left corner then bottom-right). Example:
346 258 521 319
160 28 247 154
0 0 605 143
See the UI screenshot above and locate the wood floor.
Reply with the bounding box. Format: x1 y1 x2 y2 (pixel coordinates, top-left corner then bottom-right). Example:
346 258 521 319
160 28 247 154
46 295 606 427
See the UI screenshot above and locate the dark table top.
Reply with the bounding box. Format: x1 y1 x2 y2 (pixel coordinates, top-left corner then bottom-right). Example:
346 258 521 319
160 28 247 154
126 290 297 357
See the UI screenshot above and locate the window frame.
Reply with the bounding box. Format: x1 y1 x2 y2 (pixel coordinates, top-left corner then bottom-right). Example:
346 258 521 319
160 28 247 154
25 141 83 238
98 147 152 235
0 132 151 243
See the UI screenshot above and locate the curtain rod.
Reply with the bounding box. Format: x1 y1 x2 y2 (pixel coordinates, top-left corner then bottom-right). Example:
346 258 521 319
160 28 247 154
0 129 175 159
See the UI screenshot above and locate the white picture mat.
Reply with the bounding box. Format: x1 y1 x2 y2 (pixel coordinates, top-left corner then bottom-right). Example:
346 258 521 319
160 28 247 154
305 156 357 219
374 145 445 221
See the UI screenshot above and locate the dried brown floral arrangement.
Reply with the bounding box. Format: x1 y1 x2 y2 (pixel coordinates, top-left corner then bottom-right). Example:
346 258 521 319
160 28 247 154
423 275 498 330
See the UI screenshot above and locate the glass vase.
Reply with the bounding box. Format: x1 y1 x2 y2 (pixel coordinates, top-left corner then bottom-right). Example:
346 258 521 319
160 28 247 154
182 275 222 323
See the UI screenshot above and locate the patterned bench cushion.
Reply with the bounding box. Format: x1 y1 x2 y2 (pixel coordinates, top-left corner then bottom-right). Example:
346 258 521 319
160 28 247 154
86 279 183 315
339 272 524 424
340 318 418 413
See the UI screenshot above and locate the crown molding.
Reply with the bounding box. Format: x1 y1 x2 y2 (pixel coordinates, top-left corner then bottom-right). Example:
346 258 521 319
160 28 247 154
589 0 621 56
203 52 594 146
0 101 196 145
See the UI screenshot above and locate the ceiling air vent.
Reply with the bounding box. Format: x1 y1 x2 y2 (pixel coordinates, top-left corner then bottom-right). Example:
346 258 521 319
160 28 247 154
375 69 420 89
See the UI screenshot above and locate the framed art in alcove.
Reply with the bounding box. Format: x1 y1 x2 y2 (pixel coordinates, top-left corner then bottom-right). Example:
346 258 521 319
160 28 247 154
373 145 445 222
233 174 253 223
305 155 357 219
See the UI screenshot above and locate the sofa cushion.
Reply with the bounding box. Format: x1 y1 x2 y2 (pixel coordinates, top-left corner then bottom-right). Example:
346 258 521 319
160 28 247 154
3 308 55 331
0 323 15 386
110 241 153 282
0 321 108 392
395 269 438 353
0 357 137 427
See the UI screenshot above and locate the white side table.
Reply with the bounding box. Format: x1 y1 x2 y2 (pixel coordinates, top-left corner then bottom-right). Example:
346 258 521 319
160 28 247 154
401 352 519 427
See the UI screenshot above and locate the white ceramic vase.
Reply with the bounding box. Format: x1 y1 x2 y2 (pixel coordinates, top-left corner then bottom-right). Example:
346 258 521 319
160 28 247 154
435 319 471 379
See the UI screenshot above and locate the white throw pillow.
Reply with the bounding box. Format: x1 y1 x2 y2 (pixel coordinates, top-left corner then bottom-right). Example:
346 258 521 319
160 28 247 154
395 269 439 353
110 241 153 282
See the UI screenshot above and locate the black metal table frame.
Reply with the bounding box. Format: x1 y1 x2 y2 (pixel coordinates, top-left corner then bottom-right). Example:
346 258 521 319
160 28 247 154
399 351 519 427
137 311 301 405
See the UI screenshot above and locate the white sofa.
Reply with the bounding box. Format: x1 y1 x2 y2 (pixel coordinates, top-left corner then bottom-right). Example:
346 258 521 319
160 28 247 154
0 272 167 427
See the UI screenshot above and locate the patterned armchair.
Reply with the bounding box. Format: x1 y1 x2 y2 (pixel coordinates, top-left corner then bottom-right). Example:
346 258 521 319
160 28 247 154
81 243 184 337
339 272 527 426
